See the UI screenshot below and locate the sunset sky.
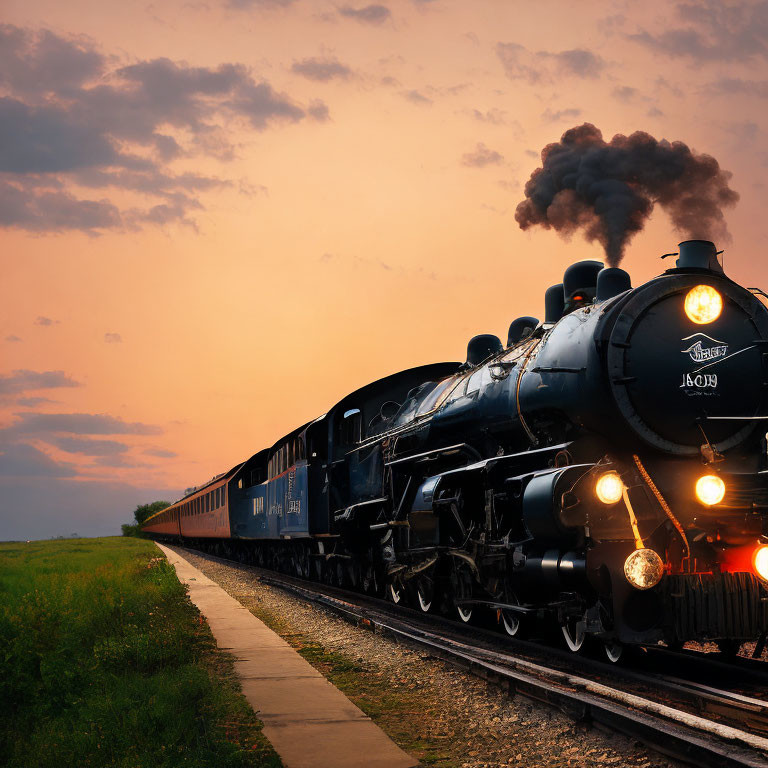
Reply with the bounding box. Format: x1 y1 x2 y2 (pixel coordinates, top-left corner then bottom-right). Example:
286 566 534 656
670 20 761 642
2 0 768 539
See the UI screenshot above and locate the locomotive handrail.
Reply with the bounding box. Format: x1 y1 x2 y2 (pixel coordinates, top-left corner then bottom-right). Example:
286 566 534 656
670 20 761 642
531 366 586 373
700 415 768 420
385 442 481 467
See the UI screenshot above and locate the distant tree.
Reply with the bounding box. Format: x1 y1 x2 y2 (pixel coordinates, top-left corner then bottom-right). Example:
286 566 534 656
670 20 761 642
122 500 172 537
121 523 139 537
133 501 172 525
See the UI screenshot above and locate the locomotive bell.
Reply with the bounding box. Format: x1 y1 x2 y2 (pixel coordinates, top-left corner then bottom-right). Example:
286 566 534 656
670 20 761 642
596 267 631 301
562 260 603 312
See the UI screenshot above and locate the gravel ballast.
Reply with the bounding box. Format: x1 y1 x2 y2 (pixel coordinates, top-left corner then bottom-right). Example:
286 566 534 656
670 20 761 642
171 546 681 768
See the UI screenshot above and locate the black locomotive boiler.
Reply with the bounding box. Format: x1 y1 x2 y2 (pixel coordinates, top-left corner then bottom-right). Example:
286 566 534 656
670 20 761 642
144 239 768 661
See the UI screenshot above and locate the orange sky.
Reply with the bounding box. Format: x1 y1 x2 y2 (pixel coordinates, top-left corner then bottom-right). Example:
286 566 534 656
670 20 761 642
2 0 768 538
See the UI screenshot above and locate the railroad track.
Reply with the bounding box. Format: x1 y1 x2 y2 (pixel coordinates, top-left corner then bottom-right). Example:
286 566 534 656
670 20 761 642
175 545 768 768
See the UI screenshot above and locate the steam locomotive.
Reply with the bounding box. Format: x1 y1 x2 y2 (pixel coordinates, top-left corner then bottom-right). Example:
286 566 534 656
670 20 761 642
143 239 768 662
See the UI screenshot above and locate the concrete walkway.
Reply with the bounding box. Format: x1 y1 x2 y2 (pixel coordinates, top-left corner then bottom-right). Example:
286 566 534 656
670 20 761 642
156 544 418 768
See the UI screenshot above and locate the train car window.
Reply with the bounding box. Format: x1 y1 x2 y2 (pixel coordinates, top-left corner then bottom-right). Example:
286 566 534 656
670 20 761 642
297 438 305 461
221 485 226 506
288 441 294 467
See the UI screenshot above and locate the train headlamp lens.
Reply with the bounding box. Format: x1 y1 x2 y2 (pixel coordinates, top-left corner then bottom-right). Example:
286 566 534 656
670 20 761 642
684 285 722 324
624 548 664 590
596 472 624 504
695 474 726 505
754 546 768 582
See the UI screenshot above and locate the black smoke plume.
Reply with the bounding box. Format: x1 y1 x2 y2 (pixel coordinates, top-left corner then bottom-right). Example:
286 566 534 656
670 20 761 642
515 123 739 266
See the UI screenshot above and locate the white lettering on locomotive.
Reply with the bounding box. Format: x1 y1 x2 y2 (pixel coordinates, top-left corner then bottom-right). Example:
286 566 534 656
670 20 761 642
680 373 718 389
681 333 728 363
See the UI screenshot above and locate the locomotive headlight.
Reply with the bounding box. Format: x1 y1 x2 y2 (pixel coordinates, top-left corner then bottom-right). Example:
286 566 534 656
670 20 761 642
596 471 624 504
684 285 722 324
754 546 768 582
624 548 664 590
695 474 726 505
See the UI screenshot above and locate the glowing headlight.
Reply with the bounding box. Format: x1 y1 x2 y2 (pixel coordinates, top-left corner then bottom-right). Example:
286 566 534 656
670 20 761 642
596 471 624 504
695 474 726 505
754 546 768 582
624 548 664 590
684 285 722 324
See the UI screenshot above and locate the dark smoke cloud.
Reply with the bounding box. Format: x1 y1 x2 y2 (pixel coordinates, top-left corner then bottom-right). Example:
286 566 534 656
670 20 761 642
515 123 739 266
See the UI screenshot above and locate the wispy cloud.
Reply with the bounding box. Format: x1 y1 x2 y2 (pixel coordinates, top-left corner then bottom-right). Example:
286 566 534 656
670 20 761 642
401 89 432 105
291 56 353 82
4 412 163 436
496 43 605 85
143 447 178 458
628 1 768 63
0 443 76 477
0 25 328 234
541 107 582 122
53 436 130 456
461 143 504 168
0 370 79 396
338 5 391 25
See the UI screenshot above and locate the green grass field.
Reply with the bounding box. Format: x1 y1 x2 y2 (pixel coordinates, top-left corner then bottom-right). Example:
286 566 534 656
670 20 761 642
0 537 282 768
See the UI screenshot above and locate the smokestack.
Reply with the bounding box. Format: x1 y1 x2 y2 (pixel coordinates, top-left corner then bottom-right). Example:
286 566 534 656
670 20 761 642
676 239 722 272
515 124 739 266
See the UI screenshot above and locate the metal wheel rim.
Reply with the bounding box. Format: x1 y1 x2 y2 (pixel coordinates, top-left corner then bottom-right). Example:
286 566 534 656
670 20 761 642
417 588 432 613
457 605 473 623
604 641 623 663
561 619 585 652
501 610 521 637
388 583 401 604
